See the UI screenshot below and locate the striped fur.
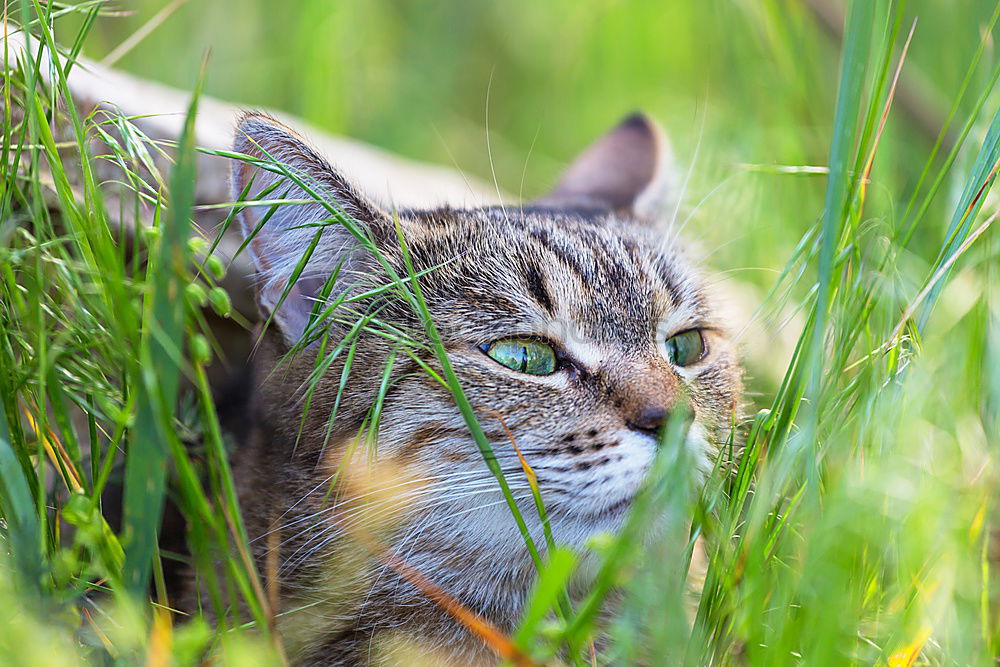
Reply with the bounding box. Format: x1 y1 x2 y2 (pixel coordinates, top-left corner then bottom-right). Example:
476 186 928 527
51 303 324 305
197 113 742 665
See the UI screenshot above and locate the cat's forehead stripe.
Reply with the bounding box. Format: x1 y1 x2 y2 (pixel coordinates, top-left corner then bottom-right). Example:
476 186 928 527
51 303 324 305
527 225 595 284
523 260 555 315
400 206 706 347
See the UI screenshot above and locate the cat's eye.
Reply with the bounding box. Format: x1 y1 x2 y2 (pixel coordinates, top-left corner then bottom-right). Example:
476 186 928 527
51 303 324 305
481 338 557 375
664 330 705 367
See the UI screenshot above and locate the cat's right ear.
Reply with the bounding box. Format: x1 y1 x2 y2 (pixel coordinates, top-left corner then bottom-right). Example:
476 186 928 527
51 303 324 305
536 112 676 223
231 113 390 345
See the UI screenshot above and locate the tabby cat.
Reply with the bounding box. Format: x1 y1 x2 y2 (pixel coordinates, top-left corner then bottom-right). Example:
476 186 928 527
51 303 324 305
203 112 741 665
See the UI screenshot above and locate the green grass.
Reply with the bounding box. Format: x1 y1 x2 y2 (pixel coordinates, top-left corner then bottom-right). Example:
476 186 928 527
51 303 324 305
2 0 999 664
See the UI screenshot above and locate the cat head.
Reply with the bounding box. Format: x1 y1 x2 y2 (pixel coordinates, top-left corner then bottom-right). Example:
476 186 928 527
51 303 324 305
230 112 740 549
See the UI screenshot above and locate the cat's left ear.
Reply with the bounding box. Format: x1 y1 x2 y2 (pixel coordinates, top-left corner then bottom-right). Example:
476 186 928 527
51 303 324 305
537 112 676 223
231 113 393 345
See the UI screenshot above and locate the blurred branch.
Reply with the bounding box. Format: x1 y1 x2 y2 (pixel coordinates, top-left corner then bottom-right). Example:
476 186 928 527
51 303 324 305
3 27 498 316
804 0 957 153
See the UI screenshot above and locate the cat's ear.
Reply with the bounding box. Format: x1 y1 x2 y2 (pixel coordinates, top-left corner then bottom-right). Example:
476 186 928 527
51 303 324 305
538 112 676 222
231 113 390 345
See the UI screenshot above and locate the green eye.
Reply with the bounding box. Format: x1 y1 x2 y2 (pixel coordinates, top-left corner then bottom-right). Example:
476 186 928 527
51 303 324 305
665 330 705 366
482 338 557 375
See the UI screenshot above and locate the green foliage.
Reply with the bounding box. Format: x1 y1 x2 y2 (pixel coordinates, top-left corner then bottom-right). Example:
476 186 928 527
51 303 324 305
1 0 998 665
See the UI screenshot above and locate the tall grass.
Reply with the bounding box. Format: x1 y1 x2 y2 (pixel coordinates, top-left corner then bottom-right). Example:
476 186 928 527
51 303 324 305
1 0 999 665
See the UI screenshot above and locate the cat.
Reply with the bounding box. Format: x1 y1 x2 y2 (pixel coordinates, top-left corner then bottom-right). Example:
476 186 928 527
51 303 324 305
201 112 742 665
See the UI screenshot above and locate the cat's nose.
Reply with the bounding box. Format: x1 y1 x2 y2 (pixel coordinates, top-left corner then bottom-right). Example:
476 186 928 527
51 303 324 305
626 405 669 436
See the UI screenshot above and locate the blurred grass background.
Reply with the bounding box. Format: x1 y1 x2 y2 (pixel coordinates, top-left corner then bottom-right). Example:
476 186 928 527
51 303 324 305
79 3 990 219
3 0 1000 664
75 0 998 389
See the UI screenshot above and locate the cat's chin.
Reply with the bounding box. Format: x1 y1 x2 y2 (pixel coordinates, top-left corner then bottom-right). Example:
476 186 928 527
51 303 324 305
557 493 641 545
571 489 641 528
590 494 635 519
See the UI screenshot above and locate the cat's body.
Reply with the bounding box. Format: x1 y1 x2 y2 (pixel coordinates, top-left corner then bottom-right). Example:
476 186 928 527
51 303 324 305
189 113 741 665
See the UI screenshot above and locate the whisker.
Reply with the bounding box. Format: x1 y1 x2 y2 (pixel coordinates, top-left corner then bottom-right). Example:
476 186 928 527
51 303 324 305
666 97 707 239
275 483 533 573
675 171 744 239
484 67 510 224
278 493 504 576
431 122 492 206
254 469 499 543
